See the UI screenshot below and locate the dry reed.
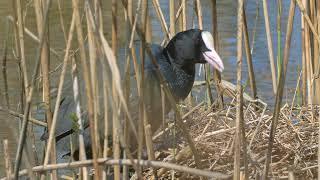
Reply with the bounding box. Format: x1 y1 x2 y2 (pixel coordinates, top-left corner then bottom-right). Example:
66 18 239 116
263 1 296 179
211 0 224 109
2 18 10 109
234 0 245 179
3 140 12 180
14 0 29 95
243 8 257 102
33 0 56 178
13 0 52 178
71 55 88 179
262 0 277 95
3 0 320 180
42 8 75 178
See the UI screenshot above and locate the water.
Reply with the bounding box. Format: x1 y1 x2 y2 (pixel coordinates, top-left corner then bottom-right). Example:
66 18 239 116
0 0 302 176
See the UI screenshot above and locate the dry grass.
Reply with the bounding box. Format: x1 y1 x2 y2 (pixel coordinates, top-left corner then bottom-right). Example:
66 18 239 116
145 98 320 179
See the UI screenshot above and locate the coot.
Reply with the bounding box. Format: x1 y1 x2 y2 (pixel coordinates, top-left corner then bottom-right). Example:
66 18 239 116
42 29 224 159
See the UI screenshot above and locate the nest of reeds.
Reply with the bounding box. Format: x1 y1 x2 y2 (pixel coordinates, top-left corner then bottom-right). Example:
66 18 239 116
145 98 320 179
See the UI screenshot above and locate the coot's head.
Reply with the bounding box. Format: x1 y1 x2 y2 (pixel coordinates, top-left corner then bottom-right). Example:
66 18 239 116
164 29 224 72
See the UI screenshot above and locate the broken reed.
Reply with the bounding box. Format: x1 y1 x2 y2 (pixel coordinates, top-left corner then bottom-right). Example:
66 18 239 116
3 0 320 180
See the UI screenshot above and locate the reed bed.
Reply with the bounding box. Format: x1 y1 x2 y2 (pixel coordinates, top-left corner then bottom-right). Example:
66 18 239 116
147 98 320 179
2 0 320 180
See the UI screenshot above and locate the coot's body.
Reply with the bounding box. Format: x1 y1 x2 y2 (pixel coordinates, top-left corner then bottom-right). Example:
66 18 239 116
42 29 224 160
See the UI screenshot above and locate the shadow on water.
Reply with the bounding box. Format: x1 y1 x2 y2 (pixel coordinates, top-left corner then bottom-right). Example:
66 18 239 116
0 0 302 174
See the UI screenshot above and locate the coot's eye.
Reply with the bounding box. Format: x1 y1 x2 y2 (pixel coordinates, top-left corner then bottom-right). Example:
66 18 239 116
198 37 203 45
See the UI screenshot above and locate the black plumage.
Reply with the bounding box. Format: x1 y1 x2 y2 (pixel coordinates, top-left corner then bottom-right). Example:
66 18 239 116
41 29 224 160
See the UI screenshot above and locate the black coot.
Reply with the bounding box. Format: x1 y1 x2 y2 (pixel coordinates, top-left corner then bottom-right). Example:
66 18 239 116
42 29 224 160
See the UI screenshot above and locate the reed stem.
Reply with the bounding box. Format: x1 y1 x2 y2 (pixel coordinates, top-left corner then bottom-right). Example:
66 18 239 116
3 140 12 180
13 0 52 178
243 7 257 101
71 56 88 179
181 0 186 30
73 0 100 178
315 0 320 104
57 0 67 43
170 0 175 35
263 1 296 178
86 1 101 164
196 0 214 106
2 18 10 109
111 0 121 179
120 0 201 169
211 0 224 108
277 0 282 83
234 0 244 179
122 1 132 179
33 0 56 178
262 0 277 94
15 0 29 95
318 105 320 179
42 9 75 176
152 0 171 40
6 158 231 179
301 1 307 105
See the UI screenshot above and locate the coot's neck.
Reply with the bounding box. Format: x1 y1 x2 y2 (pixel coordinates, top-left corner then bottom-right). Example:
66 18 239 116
162 48 196 100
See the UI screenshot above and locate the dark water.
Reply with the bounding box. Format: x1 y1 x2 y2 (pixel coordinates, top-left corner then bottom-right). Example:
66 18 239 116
0 0 302 175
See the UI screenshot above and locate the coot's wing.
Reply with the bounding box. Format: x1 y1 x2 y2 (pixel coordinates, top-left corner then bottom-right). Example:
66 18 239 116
40 97 89 141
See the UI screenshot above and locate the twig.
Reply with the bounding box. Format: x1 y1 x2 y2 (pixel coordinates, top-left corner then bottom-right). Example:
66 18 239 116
290 69 303 112
248 103 268 151
145 124 158 178
153 101 204 141
193 114 269 141
0 106 47 127
7 16 61 58
5 158 232 179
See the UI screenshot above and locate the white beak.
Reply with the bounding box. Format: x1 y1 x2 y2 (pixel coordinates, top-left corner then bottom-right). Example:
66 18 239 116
201 31 224 72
